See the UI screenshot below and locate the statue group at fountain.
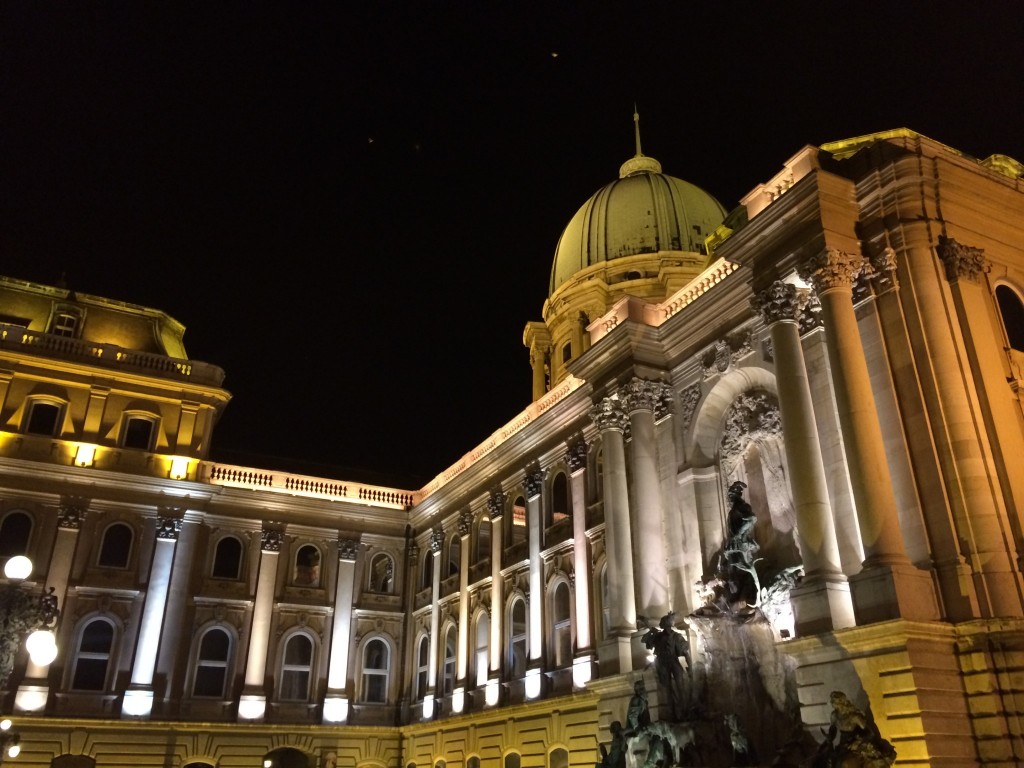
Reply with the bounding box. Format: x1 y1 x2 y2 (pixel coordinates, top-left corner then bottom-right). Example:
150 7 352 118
596 483 895 768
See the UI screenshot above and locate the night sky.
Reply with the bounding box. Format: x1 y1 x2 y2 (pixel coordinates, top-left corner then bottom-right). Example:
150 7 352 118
3 2 1023 487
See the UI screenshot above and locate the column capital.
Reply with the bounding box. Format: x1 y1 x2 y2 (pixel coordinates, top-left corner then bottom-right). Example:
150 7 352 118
937 235 990 284
589 397 629 432
798 248 863 293
261 528 283 552
407 542 420 561
155 514 183 540
458 509 474 537
868 246 899 292
486 489 506 520
564 439 588 475
339 538 359 561
619 378 661 414
752 280 803 325
58 497 88 529
430 528 444 553
524 466 547 501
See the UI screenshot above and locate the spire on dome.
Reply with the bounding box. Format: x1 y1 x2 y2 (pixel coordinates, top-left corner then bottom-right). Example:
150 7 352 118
619 107 662 178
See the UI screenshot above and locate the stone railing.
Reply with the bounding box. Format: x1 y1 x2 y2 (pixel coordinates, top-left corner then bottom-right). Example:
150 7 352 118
204 462 416 509
0 324 226 387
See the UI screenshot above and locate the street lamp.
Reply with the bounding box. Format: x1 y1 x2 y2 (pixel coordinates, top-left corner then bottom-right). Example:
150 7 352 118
0 556 60 690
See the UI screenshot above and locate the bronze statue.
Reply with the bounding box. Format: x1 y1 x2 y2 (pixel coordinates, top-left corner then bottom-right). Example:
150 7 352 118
639 612 689 721
812 691 896 768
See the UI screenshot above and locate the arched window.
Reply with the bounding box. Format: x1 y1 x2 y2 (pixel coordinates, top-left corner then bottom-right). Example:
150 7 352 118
508 597 527 678
293 544 321 587
552 581 572 667
441 625 457 695
71 618 115 690
600 564 611 638
476 518 491 565
279 633 314 701
211 536 243 579
361 638 390 703
510 495 527 546
98 523 132 568
421 550 434 590
474 613 489 687
551 472 570 526
24 398 63 436
504 753 521 768
0 510 32 557
549 748 569 768
120 414 156 450
368 552 395 593
996 285 1024 351
447 535 460 577
467 758 481 768
414 635 429 701
192 627 232 698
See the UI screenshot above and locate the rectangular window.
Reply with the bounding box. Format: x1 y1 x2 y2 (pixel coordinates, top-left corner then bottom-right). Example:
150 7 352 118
561 341 572 364
52 311 80 337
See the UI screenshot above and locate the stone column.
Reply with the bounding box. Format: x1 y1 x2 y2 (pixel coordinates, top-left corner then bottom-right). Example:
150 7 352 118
486 491 504 705
524 467 546 699
590 397 637 672
16 499 86 714
565 440 595 687
324 538 359 722
754 281 854 634
239 527 282 721
122 513 181 718
800 249 939 623
453 510 473 712
621 377 671 620
936 236 1024 617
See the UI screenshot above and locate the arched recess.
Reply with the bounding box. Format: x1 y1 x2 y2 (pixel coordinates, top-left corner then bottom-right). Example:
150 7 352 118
995 282 1024 351
547 575 573 668
263 747 312 768
0 509 32 557
472 607 490 687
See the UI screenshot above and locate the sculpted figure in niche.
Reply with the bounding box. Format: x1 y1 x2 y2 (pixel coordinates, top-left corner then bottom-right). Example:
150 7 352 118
720 481 761 608
812 691 896 768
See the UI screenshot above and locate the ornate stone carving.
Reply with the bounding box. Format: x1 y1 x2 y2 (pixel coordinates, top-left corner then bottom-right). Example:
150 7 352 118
797 292 823 335
339 538 359 561
798 248 864 292
156 515 182 540
654 383 674 422
261 528 283 552
590 397 629 433
458 509 474 537
677 384 702 432
524 466 547 501
869 246 899 291
564 439 588 474
619 378 660 413
407 542 420 561
719 391 783 473
57 498 87 529
430 528 444 553
753 281 801 325
937 235 990 283
701 331 754 379
762 337 774 362
486 489 506 520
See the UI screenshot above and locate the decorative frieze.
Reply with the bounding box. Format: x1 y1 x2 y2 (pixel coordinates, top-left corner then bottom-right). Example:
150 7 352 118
937 235 989 283
339 538 359 561
589 397 629 433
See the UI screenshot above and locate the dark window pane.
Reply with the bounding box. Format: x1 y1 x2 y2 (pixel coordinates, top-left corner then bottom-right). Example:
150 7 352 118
0 512 32 557
284 635 312 665
280 669 309 700
212 537 242 579
193 667 227 698
199 629 230 662
99 524 132 568
26 402 60 435
123 418 154 449
80 621 114 653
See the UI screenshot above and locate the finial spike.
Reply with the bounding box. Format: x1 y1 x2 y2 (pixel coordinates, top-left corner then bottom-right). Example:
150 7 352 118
633 105 643 158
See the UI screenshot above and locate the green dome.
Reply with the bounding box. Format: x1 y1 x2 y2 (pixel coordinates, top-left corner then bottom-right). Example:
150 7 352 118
549 150 727 296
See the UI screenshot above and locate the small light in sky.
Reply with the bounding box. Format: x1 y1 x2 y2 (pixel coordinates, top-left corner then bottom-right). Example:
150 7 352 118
551 52 559 58
368 137 374 144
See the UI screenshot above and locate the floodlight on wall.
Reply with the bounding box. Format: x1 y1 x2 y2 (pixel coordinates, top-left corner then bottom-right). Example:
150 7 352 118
168 456 190 480
74 443 96 467
525 667 541 700
484 678 500 706
422 692 435 719
322 695 349 723
452 686 465 713
237 694 266 721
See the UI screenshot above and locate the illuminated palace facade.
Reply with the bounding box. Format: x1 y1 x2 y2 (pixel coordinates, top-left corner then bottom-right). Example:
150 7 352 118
1 128 1024 768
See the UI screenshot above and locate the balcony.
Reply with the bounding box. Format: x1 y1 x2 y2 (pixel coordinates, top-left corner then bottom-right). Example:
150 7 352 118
0 323 226 387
